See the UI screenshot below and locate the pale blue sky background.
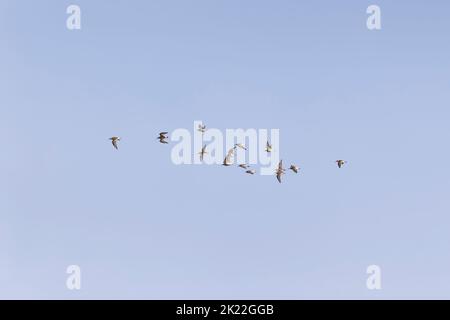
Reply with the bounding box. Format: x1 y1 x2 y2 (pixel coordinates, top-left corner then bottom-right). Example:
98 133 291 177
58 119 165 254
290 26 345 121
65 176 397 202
1 0 450 299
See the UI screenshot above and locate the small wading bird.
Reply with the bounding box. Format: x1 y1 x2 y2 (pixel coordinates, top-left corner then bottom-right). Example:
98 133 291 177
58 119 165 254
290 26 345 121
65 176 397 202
199 144 208 161
109 136 120 150
336 160 347 168
158 132 169 144
222 148 235 166
276 160 286 183
234 143 247 151
108 122 347 186
198 124 207 133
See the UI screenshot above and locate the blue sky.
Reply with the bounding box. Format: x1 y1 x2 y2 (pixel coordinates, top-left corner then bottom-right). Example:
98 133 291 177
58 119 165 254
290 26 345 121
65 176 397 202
1 0 450 299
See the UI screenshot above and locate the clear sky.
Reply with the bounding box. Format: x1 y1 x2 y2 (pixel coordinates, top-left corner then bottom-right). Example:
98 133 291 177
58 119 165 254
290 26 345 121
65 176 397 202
1 0 450 299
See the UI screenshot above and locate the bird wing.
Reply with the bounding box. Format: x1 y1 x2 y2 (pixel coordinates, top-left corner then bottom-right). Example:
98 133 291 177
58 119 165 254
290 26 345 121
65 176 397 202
278 160 283 170
112 139 118 149
276 172 282 183
222 148 234 164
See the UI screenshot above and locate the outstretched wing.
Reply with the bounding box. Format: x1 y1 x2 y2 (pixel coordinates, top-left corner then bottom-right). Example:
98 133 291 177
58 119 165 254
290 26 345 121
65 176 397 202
199 146 206 160
278 160 283 170
223 148 235 165
112 139 118 150
276 172 282 183
276 160 284 182
227 148 235 159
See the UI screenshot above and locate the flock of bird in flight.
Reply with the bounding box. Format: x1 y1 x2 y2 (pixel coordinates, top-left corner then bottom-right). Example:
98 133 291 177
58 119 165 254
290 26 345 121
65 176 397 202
108 124 347 184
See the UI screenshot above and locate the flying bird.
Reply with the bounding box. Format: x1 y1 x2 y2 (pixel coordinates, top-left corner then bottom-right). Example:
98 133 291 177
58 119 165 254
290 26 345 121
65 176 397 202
109 136 120 150
198 124 207 133
276 160 286 183
238 164 249 169
336 160 347 168
289 165 299 173
157 132 169 144
199 144 208 161
222 148 235 166
265 141 272 153
234 143 247 151
246 169 256 175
